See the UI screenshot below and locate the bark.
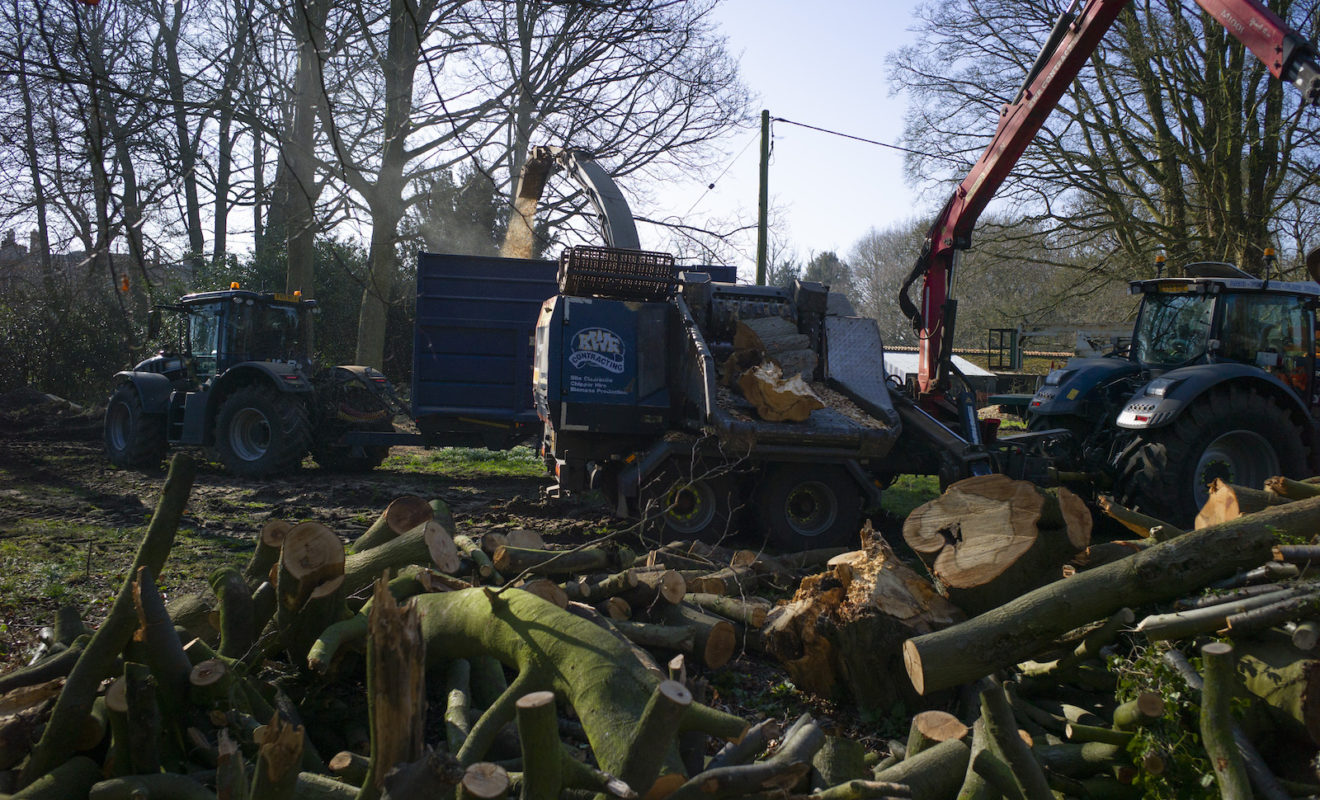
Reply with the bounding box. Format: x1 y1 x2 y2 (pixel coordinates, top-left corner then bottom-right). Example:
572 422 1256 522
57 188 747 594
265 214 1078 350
343 521 459 597
10 755 102 800
1137 585 1310 641
904 496 1302 694
251 713 304 800
707 718 781 770
617 680 692 798
445 659 472 754
409 588 748 780
812 735 870 786
1201 642 1251 799
1265 476 1320 500
1111 693 1164 731
667 761 810 800
685 593 769 627
955 719 993 800
515 691 561 800
248 521 292 586
659 604 737 670
89 774 217 800
211 567 255 660
903 475 1090 615
20 454 195 785
1226 592 1320 637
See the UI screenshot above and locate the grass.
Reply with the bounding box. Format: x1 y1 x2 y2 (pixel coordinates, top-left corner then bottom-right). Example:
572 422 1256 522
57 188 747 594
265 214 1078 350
383 445 545 478
879 474 940 518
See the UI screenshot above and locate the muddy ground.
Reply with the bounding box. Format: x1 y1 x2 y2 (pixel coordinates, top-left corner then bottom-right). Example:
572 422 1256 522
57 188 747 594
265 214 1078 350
0 389 889 746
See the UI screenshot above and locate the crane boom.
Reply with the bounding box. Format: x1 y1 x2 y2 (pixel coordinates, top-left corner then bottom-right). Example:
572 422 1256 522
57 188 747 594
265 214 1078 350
901 0 1320 399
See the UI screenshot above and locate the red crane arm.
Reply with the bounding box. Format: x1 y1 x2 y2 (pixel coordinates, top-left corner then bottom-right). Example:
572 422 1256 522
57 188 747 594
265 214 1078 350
901 0 1320 399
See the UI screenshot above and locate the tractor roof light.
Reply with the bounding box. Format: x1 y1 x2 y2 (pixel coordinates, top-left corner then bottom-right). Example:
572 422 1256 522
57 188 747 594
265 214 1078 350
230 282 240 289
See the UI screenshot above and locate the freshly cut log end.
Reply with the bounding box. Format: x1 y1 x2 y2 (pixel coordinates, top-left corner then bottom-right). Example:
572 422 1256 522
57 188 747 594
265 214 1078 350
902 474 1090 615
422 520 462 574
903 639 928 697
261 519 292 548
1195 479 1290 529
281 522 346 600
462 762 511 799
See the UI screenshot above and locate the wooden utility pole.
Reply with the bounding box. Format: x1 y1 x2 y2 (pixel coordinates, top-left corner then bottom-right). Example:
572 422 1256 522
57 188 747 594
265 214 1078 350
756 109 770 285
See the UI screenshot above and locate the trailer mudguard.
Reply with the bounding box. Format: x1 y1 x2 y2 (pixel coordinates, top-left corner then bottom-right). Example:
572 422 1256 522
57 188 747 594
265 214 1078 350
1116 363 1311 431
1028 357 1141 416
112 371 173 415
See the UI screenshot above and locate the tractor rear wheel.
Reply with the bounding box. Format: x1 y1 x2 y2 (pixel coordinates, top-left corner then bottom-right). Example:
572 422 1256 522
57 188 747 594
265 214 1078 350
1115 385 1307 528
755 463 861 550
104 384 167 468
215 386 311 478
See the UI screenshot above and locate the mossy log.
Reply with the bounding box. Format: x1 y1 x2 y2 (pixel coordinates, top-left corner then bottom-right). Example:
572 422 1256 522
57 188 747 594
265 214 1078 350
905 710 967 759
903 475 1091 615
1266 475 1320 500
618 680 692 798
409 588 748 795
210 567 255 659
659 604 737 670
812 735 870 787
132 565 194 736
278 523 348 669
706 718 781 770
343 520 459 597
1201 642 1251 798
980 683 1052 800
515 691 561 800
19 453 194 786
0 634 87 695
10 755 102 800
352 496 433 553
454 534 501 583
666 760 810 800
903 495 1303 694
88 774 217 800
871 738 969 800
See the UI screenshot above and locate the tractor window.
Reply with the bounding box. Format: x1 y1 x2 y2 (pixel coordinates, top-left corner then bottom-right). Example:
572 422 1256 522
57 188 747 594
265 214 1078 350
188 305 223 380
1220 294 1312 394
1132 292 1215 367
250 305 306 363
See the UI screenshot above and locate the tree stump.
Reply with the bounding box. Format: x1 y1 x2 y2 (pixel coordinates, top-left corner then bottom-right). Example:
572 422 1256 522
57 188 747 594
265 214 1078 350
761 523 963 712
903 475 1091 615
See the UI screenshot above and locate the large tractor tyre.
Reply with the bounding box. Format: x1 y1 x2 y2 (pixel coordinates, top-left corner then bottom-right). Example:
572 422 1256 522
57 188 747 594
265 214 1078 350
1115 386 1308 529
639 460 741 544
311 420 392 473
103 384 167 468
755 463 862 551
214 386 312 478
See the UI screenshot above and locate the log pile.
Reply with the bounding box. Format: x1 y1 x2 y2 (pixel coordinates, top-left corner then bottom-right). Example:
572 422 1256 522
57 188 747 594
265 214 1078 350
885 473 1320 797
720 315 825 423
6 456 949 800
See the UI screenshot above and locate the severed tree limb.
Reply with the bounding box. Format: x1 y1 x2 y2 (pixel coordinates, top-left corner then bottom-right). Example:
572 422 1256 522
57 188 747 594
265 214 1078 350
618 680 692 797
1266 475 1320 500
1097 495 1177 539
445 659 472 754
564 601 664 678
1201 642 1251 799
905 710 967 759
706 718 781 770
872 738 970 799
515 692 562 800
956 718 994 800
211 567 255 659
807 779 913 800
353 496 433 554
457 670 539 766
1137 586 1312 641
980 683 1052 800
12 755 103 800
247 520 291 586
357 579 425 800
88 774 216 800
0 634 88 695
19 454 194 787
251 713 304 800
459 762 510 800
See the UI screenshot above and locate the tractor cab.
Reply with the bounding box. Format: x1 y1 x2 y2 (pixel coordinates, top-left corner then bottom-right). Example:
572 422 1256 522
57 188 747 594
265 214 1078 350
171 289 317 384
1126 266 1320 403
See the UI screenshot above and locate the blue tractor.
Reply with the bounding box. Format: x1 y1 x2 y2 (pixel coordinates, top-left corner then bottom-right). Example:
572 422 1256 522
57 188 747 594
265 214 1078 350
1028 260 1320 527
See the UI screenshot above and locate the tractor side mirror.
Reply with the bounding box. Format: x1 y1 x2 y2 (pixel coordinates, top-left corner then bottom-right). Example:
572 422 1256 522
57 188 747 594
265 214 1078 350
148 309 162 340
1307 248 1320 284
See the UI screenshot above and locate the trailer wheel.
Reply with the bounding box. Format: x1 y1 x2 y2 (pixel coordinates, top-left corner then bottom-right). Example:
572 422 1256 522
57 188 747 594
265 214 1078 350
1115 385 1307 528
215 386 311 478
640 460 740 543
104 384 167 468
756 464 861 550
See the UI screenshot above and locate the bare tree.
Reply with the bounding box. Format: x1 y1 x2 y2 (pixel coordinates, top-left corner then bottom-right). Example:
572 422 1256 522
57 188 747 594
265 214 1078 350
891 0 1320 277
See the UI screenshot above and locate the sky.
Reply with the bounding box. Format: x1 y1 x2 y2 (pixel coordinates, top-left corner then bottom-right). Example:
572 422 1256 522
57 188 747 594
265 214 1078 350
647 0 931 277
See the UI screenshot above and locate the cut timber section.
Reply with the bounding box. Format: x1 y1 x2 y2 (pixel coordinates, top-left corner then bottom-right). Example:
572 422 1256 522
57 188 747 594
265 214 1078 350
733 315 817 381
1194 479 1290 529
737 362 824 423
903 475 1091 616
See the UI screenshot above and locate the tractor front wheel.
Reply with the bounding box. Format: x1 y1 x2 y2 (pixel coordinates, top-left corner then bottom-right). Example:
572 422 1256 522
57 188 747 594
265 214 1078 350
215 386 311 478
1115 385 1307 528
104 384 167 468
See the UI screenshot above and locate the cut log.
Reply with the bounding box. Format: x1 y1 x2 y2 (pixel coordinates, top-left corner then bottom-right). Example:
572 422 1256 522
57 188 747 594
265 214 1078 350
763 527 963 712
903 475 1091 615
343 519 460 598
353 495 433 553
737 362 824 422
1201 642 1251 798
247 519 291 587
1266 475 1320 500
358 579 426 799
492 545 609 577
904 495 1307 695
905 710 967 759
685 593 769 628
659 604 737 670
871 738 970 800
515 691 562 800
1195 479 1290 529
1096 496 1179 539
